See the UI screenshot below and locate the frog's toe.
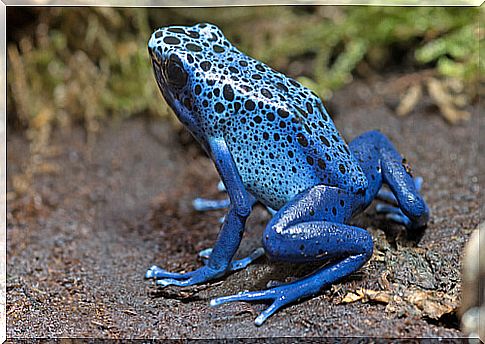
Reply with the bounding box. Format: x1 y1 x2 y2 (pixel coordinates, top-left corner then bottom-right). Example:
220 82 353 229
145 265 194 279
156 277 191 287
414 176 424 191
375 204 412 228
193 197 230 211
266 207 277 216
386 212 412 227
152 265 226 288
376 203 404 215
210 287 291 326
376 189 398 205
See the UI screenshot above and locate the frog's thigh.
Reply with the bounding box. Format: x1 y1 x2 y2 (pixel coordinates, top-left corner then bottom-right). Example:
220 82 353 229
263 184 373 264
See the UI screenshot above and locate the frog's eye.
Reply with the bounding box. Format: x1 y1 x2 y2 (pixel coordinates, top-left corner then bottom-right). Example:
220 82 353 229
165 55 187 88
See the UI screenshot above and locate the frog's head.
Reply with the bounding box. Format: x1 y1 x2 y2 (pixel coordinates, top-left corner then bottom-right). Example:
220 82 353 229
148 23 228 138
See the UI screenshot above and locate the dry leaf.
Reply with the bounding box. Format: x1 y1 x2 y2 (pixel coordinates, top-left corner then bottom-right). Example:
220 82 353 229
341 288 392 304
342 290 363 303
404 288 457 319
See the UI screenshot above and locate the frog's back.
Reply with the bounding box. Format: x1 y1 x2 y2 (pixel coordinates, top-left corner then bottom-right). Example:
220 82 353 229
212 49 367 209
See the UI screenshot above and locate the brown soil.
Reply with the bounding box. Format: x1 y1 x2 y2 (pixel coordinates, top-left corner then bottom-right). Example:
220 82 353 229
7 77 482 339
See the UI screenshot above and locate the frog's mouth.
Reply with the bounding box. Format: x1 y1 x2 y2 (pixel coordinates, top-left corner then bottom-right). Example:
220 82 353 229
152 61 173 103
151 60 178 107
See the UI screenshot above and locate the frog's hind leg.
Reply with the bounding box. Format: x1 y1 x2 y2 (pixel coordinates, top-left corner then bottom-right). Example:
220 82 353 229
349 130 429 230
211 184 373 325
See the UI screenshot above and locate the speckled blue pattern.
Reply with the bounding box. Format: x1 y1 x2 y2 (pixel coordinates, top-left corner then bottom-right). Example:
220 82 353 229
148 23 366 210
146 23 430 326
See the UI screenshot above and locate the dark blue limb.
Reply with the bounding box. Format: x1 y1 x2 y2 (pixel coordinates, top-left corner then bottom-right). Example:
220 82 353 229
146 138 258 286
349 130 429 230
211 184 373 325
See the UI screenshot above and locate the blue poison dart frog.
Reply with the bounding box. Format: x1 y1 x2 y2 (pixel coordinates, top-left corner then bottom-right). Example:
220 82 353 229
145 23 429 326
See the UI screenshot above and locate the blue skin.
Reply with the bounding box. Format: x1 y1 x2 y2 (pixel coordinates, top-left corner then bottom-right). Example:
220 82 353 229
146 23 429 325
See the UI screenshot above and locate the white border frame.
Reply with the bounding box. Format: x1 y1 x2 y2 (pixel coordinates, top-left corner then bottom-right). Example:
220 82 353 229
1 2 482 343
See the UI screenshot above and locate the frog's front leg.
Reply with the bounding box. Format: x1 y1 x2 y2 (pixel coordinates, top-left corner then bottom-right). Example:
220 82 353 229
211 185 373 325
146 138 261 286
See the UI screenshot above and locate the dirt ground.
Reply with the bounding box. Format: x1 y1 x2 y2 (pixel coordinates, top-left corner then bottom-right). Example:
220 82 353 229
6 76 482 339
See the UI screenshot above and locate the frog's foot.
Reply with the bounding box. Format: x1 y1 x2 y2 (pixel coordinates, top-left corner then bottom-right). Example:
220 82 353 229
149 265 226 287
146 248 265 283
376 176 423 205
211 250 371 326
145 265 196 280
193 181 276 219
211 285 295 326
193 197 230 223
350 131 429 230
